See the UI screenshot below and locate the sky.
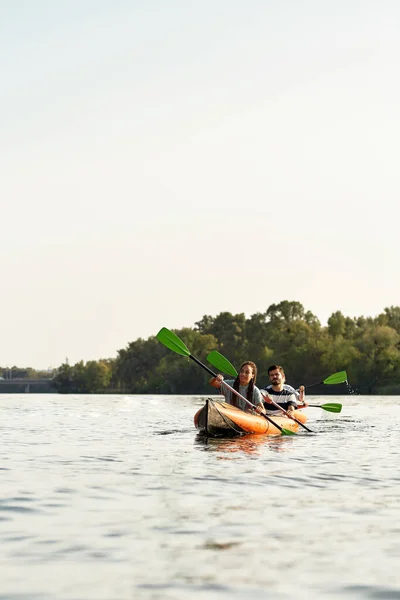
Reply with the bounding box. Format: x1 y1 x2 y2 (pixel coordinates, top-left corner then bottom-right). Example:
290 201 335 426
1 0 399 369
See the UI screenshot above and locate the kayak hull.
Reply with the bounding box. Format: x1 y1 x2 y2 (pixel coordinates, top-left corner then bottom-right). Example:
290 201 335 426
194 399 304 437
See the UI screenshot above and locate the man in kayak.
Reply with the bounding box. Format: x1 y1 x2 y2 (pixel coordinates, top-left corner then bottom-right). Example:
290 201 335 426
261 365 305 416
209 361 266 414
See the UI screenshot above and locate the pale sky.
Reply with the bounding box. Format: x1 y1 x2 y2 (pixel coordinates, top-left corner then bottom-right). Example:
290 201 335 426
1 1 399 369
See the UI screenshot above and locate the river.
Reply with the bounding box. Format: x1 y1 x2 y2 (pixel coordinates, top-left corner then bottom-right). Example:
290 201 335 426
1 393 399 599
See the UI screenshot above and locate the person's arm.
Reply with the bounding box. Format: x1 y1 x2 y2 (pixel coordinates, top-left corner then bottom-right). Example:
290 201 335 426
278 385 298 413
285 391 299 414
263 391 297 414
285 384 307 407
297 385 307 407
209 374 224 389
253 386 266 413
284 384 300 400
286 401 296 415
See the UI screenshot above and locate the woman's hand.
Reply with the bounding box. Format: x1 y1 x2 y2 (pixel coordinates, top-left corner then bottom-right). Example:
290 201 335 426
209 374 224 388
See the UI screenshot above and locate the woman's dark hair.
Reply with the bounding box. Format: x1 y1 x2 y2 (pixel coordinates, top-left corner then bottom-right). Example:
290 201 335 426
232 361 257 404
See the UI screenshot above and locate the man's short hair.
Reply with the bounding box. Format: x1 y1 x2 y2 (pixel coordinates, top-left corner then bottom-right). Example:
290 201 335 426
268 364 285 376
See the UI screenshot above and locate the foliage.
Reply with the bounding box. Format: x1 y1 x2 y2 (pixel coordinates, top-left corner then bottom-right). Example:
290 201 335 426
7 301 400 394
52 359 113 393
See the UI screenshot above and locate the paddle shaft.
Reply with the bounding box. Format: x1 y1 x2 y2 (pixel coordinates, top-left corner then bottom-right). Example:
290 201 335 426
261 392 314 433
304 381 323 390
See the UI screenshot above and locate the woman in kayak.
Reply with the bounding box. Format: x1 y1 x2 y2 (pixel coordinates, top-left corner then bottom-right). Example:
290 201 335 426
261 364 306 415
209 361 265 413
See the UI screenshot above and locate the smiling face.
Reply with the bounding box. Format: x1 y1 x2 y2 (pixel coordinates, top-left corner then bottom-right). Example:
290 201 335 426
239 363 255 386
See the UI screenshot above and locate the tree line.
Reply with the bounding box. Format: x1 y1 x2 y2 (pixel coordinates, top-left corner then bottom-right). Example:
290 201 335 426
48 301 400 395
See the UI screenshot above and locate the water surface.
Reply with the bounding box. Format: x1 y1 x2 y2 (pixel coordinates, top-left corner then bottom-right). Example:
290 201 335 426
1 394 399 599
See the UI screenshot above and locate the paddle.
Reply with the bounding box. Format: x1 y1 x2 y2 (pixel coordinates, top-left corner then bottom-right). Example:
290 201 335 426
305 371 348 388
301 371 346 414
306 402 342 413
156 328 295 435
206 351 314 433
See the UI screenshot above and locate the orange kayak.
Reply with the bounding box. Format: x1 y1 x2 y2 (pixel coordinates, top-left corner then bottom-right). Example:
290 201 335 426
194 399 306 437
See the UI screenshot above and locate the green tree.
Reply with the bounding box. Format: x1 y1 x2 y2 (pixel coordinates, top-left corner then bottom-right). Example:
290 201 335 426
376 306 400 333
36 302 400 396
53 363 74 393
352 326 400 393
327 311 346 338
82 360 112 393
265 300 307 325
153 329 218 394
115 336 166 393
196 312 247 368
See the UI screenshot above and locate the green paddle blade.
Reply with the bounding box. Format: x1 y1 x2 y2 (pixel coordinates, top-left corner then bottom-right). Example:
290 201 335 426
281 427 296 436
323 371 347 385
319 403 342 413
156 327 190 357
207 351 238 377
308 403 342 413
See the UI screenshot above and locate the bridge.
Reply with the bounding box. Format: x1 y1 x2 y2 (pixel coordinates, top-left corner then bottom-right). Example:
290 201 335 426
0 378 55 393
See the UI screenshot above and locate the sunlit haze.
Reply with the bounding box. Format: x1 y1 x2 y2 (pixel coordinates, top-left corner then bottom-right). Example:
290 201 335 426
1 1 399 368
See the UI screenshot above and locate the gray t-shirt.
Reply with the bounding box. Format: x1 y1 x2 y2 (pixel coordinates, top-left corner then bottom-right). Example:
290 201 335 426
218 379 263 412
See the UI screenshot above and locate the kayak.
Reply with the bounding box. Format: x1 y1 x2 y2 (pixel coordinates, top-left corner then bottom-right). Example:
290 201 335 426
194 399 306 437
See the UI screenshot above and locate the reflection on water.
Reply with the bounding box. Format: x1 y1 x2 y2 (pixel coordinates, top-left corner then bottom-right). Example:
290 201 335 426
195 432 296 456
1 394 400 600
